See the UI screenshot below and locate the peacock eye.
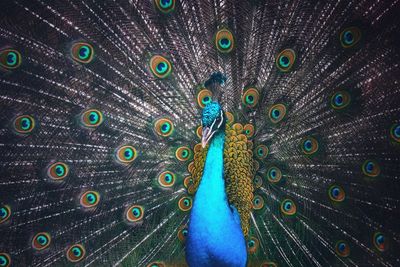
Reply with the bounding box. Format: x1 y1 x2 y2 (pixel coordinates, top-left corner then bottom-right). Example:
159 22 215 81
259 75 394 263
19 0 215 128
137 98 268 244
362 160 380 177
215 28 234 53
243 124 254 138
47 162 69 180
155 0 175 13
183 176 193 189
71 42 94 64
126 205 144 222
280 199 297 216
335 241 350 257
254 145 268 160
196 89 213 108
178 196 192 211
330 90 351 110
0 205 11 224
154 118 174 137
390 123 400 143
247 236 259 254
340 27 361 48
267 167 282 183
80 109 103 128
150 55 172 78
242 87 260 108
175 146 192 161
116 145 137 163
373 232 387 252
0 49 22 70
66 244 86 262
158 171 176 187
328 185 345 202
146 262 165 267
252 195 265 210
268 104 287 123
32 232 51 250
13 115 35 134
301 136 319 155
80 191 100 208
0 253 10 267
253 175 263 189
276 49 296 72
177 226 188 243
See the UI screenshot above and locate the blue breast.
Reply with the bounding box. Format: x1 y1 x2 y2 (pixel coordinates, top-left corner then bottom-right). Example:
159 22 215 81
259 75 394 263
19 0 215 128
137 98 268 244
186 132 247 267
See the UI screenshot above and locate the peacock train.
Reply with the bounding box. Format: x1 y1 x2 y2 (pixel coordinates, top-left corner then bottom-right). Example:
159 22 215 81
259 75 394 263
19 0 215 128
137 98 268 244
0 0 400 266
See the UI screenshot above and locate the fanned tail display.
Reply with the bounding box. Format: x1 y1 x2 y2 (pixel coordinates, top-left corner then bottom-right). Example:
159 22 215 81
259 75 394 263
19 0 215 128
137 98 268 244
0 0 400 266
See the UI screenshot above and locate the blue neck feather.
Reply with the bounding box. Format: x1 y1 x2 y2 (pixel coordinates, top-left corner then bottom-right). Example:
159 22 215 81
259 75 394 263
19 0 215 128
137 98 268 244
186 131 247 267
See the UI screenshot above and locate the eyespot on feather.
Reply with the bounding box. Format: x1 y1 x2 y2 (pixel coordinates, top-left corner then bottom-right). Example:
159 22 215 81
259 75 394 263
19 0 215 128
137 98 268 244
267 166 282 183
0 253 11 267
66 244 86 262
158 171 176 188
0 205 11 224
177 225 188 243
215 28 234 53
268 104 287 123
116 145 137 163
340 27 361 48
330 90 351 110
13 115 35 134
126 205 144 223
154 118 174 137
32 232 51 251
149 55 172 79
71 42 94 64
252 195 265 210
175 146 192 161
300 136 319 155
328 185 345 202
242 87 259 108
362 160 380 178
146 262 165 267
373 232 388 252
247 236 259 254
80 109 103 128
276 49 296 72
154 0 175 14
80 191 100 208
243 124 255 138
335 240 350 257
0 49 22 70
197 89 213 108
178 196 192 211
280 199 296 216
255 145 268 160
47 162 69 181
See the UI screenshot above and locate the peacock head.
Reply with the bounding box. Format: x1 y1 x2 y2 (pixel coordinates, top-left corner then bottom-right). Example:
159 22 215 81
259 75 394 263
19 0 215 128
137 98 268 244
201 102 225 148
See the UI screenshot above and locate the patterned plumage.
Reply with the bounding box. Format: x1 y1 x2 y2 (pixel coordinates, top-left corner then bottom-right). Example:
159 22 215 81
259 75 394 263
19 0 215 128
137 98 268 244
0 0 400 266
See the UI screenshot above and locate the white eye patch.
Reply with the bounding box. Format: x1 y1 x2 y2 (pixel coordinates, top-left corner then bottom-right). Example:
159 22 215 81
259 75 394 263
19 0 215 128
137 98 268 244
217 110 224 128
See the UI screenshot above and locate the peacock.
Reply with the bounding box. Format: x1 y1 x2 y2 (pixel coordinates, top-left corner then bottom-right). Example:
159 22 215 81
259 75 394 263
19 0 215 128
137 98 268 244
0 0 400 266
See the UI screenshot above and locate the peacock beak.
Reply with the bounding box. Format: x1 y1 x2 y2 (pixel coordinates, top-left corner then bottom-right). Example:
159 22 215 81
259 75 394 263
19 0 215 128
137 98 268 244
201 126 215 148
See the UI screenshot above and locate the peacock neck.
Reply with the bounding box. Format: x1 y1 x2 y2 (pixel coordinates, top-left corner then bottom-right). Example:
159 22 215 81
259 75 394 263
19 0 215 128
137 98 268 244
187 129 247 266
197 131 226 202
